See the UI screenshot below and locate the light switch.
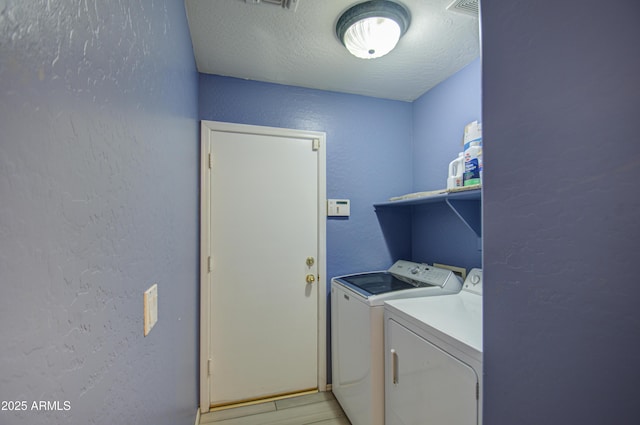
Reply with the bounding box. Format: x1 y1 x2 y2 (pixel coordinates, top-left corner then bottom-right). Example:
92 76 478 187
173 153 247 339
327 199 350 217
144 283 158 336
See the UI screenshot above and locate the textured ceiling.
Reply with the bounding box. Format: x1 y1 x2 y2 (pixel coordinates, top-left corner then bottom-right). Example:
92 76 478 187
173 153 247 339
185 0 480 101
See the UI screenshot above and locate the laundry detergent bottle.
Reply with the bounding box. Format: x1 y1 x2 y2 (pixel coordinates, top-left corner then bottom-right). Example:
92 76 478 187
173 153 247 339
463 121 483 187
463 142 482 186
447 152 464 189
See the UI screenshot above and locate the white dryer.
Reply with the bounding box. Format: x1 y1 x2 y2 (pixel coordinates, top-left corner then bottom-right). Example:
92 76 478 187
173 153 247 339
384 268 483 425
331 260 463 425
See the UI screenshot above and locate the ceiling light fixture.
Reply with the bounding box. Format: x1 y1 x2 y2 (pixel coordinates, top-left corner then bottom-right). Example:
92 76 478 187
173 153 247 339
336 0 411 59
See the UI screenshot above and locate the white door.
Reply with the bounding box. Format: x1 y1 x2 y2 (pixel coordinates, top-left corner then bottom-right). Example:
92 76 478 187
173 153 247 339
200 121 327 411
386 319 479 425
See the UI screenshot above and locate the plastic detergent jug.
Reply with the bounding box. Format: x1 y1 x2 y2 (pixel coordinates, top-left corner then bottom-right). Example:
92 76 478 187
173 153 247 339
447 152 464 189
464 142 482 186
463 121 483 186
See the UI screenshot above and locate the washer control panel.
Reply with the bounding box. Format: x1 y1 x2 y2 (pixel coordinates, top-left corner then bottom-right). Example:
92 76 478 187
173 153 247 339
388 260 459 288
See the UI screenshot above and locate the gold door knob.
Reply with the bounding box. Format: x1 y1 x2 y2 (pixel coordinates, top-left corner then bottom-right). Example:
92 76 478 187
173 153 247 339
306 274 316 284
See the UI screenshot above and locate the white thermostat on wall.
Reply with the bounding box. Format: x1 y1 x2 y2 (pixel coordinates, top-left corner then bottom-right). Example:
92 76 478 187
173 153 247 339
327 199 350 217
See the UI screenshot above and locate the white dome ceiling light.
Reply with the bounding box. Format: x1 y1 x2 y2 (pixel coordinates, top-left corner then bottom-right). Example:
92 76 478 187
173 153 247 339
336 0 411 59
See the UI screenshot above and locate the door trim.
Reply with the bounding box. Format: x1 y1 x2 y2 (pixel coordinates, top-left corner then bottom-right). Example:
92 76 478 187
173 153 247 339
199 120 327 413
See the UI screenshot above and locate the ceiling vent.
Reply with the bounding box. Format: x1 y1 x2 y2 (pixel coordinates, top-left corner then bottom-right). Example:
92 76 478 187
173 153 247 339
446 0 479 17
244 0 299 12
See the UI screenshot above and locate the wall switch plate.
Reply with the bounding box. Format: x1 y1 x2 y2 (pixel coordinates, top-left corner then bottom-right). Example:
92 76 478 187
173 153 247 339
143 283 158 336
327 199 350 217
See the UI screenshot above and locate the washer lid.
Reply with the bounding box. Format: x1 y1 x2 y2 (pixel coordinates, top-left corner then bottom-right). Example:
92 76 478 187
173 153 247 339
333 272 421 296
332 260 462 299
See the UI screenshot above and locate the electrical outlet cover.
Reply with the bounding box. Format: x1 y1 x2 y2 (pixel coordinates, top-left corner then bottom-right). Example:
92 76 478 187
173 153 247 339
144 284 158 336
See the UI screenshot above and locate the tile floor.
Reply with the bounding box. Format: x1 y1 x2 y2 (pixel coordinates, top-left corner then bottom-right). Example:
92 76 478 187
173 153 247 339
199 391 351 425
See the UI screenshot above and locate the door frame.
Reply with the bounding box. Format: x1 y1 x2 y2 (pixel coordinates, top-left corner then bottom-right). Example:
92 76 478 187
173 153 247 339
199 120 327 413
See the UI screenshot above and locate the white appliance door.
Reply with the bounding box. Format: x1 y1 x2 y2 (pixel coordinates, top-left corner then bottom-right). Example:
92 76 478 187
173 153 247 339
386 318 479 425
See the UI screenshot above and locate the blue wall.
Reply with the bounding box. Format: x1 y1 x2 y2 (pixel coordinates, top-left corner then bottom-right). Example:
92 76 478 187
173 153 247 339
199 62 482 382
3 0 635 422
199 75 414 278
413 59 482 192
411 59 482 271
1 1 477 417
198 75 413 382
0 2 199 425
199 61 482 277
482 0 640 423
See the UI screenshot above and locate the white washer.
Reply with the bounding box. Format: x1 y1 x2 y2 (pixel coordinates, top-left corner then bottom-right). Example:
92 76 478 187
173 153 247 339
384 268 483 425
331 260 463 425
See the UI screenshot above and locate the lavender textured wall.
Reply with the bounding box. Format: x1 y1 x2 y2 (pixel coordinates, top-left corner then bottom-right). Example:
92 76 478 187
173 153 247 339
198 74 414 279
0 1 199 425
411 58 482 270
482 0 640 423
412 58 482 192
